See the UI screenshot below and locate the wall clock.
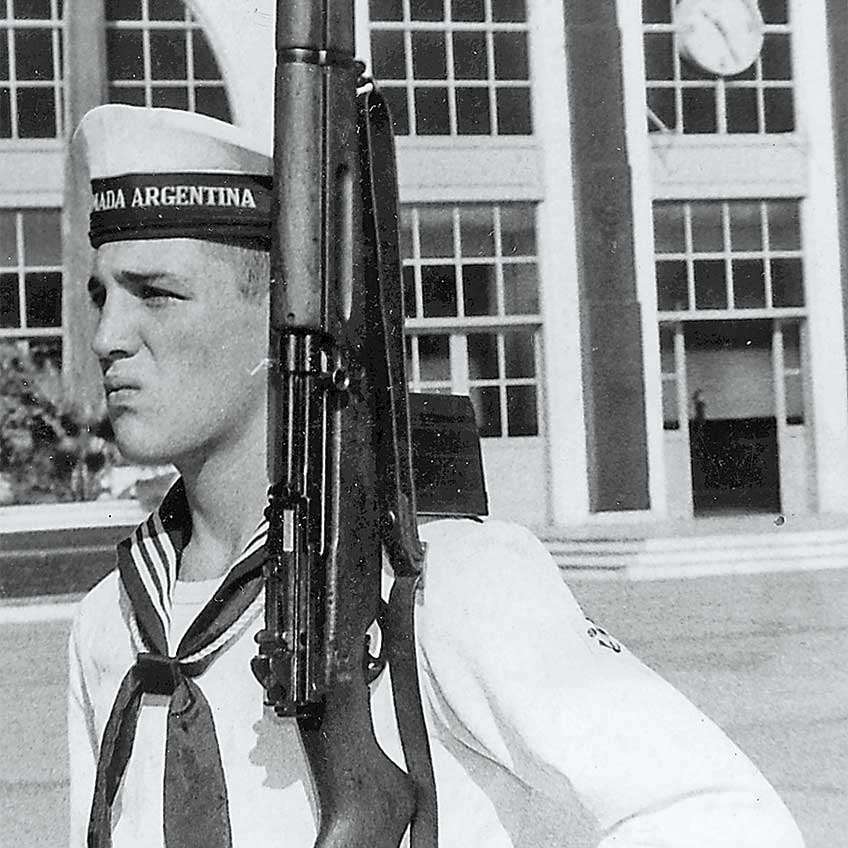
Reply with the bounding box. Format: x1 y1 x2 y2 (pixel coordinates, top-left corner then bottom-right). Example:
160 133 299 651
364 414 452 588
674 0 765 76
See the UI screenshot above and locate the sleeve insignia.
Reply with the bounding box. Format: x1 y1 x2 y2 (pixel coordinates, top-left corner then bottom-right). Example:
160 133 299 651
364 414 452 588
585 618 622 654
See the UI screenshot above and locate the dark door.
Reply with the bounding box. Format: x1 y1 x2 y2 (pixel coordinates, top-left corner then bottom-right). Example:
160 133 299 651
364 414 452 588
690 416 781 513
685 320 781 515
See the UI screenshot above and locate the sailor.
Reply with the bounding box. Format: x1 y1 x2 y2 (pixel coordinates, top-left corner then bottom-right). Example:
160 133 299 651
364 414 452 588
68 104 805 848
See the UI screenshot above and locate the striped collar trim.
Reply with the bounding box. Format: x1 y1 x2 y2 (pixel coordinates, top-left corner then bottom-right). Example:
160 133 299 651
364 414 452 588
118 480 268 655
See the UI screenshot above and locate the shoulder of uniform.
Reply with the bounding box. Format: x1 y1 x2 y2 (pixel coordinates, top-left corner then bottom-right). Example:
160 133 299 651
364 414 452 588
420 517 554 581
71 568 123 641
419 515 534 545
417 518 574 628
414 518 590 683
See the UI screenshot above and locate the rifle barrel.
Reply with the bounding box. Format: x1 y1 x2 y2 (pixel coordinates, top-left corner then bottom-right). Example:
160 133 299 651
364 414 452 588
270 0 359 332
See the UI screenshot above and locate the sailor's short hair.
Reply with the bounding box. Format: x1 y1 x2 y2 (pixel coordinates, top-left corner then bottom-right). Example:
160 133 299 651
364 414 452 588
71 105 273 248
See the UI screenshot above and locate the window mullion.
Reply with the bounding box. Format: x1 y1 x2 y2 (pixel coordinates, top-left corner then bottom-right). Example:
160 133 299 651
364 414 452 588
684 204 695 309
15 212 26 331
410 335 421 387
444 18 457 134
8 25 17 138
51 0 63 135
723 202 734 309
497 332 507 437
450 333 468 394
401 0 414 136
185 18 196 113
486 26 496 135
411 207 424 318
453 207 464 317
716 77 727 134
493 205 505 314
142 0 152 107
772 319 787 426
760 201 774 309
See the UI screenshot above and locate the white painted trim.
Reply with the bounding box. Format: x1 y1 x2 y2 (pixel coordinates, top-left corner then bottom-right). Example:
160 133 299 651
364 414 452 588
565 556 848 582
618 0 667 519
650 135 808 199
793 0 848 513
0 140 63 153
658 307 807 321
396 138 543 202
0 147 65 206
0 191 64 207
0 600 79 624
0 499 146 533
571 508 668 525
530 0 589 525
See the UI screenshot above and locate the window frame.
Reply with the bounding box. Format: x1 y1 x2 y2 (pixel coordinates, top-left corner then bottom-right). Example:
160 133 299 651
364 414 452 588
643 1 795 136
654 199 807 320
0 207 63 361
0 0 66 140
368 0 533 137
401 201 543 440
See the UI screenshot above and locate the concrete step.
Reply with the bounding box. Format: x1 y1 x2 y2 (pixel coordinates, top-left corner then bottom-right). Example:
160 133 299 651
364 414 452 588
539 520 848 580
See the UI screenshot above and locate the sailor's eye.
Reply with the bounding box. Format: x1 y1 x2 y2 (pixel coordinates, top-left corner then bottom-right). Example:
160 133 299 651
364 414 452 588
140 284 177 302
88 279 106 310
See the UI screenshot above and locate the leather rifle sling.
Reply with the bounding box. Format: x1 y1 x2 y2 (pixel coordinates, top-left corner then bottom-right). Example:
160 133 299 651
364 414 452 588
385 575 438 848
359 84 438 848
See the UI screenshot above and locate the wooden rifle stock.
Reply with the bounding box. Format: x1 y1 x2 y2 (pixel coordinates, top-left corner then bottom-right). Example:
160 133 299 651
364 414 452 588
251 2 434 846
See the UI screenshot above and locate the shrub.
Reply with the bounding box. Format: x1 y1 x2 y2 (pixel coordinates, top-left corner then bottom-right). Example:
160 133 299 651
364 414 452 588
0 343 121 504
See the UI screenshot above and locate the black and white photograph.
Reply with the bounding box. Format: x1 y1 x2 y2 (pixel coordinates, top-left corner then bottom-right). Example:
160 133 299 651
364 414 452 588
0 0 844 846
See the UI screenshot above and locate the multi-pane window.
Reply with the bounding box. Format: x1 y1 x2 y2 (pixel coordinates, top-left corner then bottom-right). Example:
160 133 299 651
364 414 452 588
369 0 532 136
0 209 62 364
654 200 804 313
643 0 794 134
401 202 541 438
0 0 65 138
106 0 231 121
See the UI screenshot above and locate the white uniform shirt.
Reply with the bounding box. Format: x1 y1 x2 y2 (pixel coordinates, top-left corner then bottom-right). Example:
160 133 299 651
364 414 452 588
68 518 804 847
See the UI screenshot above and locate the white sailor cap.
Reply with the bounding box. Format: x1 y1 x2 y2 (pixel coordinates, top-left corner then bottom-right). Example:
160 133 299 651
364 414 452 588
71 104 273 249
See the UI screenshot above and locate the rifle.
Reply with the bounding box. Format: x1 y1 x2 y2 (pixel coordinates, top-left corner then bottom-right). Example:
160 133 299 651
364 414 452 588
250 2 482 846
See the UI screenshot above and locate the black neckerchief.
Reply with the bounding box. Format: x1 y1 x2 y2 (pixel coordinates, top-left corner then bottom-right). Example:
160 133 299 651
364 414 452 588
87 480 267 848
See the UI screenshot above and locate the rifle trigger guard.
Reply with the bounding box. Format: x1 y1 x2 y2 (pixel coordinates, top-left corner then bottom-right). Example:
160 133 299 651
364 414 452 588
332 367 349 392
364 599 389 684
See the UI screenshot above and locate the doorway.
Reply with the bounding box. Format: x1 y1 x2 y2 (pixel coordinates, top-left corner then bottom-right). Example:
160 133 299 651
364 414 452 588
685 320 781 514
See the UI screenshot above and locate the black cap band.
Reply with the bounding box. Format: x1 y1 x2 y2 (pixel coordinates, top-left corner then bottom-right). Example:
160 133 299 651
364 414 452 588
89 172 272 248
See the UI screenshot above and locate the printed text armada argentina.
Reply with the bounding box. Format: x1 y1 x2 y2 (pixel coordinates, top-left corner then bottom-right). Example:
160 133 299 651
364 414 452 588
92 185 258 212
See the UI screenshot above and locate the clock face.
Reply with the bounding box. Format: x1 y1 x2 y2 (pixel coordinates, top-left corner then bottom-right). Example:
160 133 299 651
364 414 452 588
674 0 765 76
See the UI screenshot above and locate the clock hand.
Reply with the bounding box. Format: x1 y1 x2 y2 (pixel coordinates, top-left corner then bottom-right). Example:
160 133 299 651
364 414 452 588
699 8 745 68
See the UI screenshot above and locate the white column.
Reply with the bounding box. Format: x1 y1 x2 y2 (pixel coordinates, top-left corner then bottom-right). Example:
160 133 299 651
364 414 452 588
529 0 590 525
63 0 107 406
793 0 848 513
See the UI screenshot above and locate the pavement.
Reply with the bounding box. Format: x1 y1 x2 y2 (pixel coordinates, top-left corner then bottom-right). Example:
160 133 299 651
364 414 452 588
0 566 845 847
570 568 847 848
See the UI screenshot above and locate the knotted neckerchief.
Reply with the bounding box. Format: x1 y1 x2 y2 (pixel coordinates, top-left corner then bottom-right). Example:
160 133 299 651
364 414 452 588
87 480 267 848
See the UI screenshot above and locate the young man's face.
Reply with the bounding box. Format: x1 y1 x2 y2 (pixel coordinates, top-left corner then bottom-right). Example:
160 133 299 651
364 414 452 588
88 238 269 468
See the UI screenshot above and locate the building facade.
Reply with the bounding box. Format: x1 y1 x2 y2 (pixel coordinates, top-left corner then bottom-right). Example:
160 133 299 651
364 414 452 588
2 0 848 531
